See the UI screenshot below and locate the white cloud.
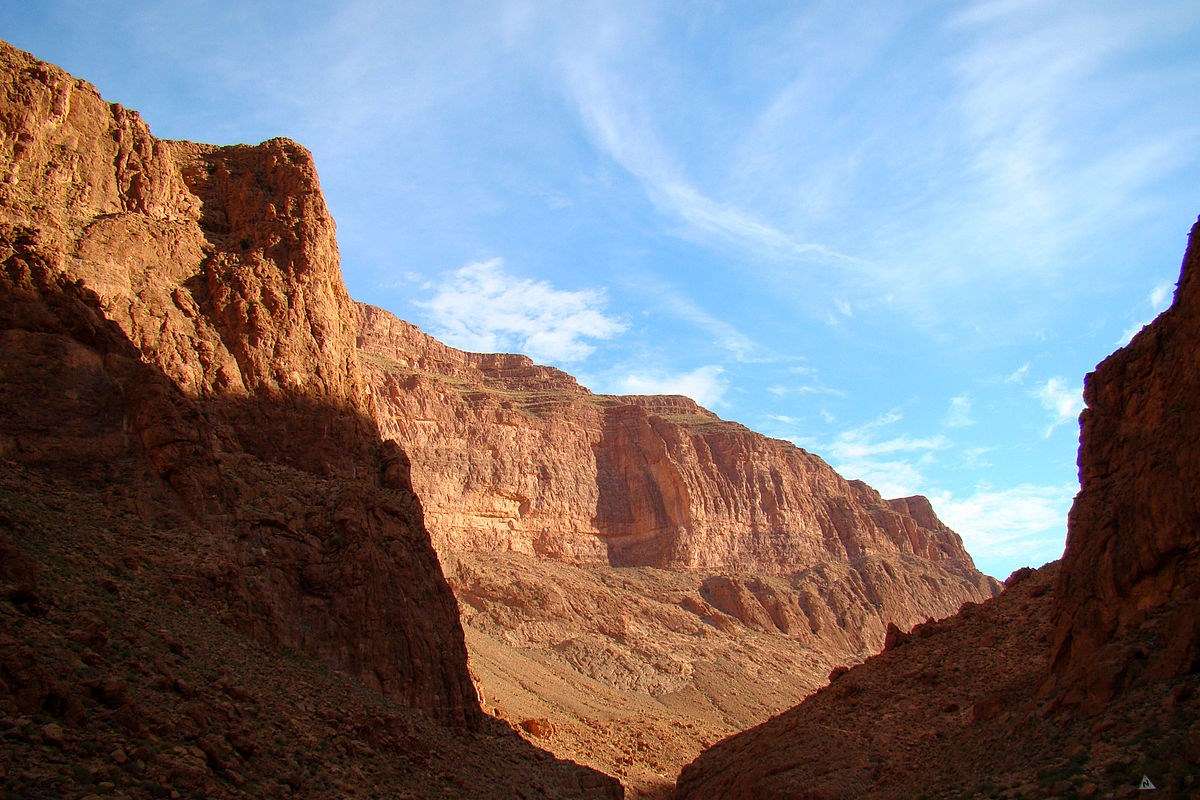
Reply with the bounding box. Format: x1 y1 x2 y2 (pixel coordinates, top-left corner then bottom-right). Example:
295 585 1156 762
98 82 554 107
1117 279 1177 346
616 365 727 407
1117 323 1145 347
944 394 975 428
820 410 950 460
930 482 1076 568
418 257 625 363
819 409 836 424
1149 280 1174 310
804 409 950 498
831 434 950 461
1004 362 1031 384
767 383 846 398
961 446 994 469
560 34 864 272
834 459 926 499
626 275 763 362
946 2 1198 269
766 413 801 425
1034 377 1083 438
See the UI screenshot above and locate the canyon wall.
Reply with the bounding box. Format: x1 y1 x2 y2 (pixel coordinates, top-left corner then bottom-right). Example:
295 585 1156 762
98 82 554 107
357 302 999 794
676 221 1200 799
0 40 478 719
1051 218 1200 705
358 302 995 593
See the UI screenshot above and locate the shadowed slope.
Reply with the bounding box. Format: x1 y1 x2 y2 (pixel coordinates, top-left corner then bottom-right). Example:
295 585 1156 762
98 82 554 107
0 40 618 799
676 220 1200 799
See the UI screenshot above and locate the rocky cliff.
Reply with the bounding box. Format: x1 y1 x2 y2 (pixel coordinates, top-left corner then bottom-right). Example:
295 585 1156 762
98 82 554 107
0 40 617 798
1051 219 1200 707
357 301 999 794
360 303 992 581
675 221 1200 799
0 37 1001 799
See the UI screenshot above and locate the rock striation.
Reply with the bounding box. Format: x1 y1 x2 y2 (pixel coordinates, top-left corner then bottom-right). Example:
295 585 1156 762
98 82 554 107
362 303 975 569
358 302 996 595
0 39 617 798
357 301 999 794
675 220 1200 799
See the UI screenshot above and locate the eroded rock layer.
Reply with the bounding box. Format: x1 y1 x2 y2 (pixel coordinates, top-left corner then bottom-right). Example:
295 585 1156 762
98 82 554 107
676 221 1200 799
0 39 617 799
357 302 1000 794
359 303 994 583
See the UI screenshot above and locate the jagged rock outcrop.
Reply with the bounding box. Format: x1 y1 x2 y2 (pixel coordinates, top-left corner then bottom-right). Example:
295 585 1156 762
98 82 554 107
1051 219 1200 706
0 39 618 798
0 40 469 716
675 221 1200 799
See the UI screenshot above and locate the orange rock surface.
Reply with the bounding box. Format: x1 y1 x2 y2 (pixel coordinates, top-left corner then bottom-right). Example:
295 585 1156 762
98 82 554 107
0 39 617 798
1051 218 1200 706
357 302 999 794
1 37 1002 797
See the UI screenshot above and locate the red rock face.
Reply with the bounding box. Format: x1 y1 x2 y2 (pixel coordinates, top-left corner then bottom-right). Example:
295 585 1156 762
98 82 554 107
1 36 1004 797
358 300 999 792
359 302 996 588
1051 218 1200 705
0 39 473 722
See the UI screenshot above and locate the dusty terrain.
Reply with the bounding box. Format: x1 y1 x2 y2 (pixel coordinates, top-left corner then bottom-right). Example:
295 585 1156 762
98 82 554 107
677 220 1200 799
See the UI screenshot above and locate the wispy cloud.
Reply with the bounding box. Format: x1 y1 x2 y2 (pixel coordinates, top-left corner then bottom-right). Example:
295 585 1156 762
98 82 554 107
623 274 764 362
794 410 949 497
418 257 625 363
946 2 1199 267
767 383 846 398
961 446 994 469
615 365 728 407
944 394 975 428
1117 279 1176 346
931 482 1076 570
835 459 926 500
1004 362 1031 384
1034 377 1083 438
558 21 864 272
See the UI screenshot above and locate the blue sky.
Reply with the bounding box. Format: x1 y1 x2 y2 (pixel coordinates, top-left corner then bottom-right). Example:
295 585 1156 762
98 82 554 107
8 1 1198 578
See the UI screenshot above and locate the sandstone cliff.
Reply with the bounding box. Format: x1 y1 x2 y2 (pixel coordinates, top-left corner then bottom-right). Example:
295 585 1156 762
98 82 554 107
357 301 999 794
0 37 1000 799
1051 218 1200 706
0 40 617 798
675 222 1200 799
360 302 992 582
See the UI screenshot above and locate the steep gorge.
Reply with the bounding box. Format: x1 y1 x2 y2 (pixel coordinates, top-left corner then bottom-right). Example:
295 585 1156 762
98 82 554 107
1 39 999 798
357 302 998 793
